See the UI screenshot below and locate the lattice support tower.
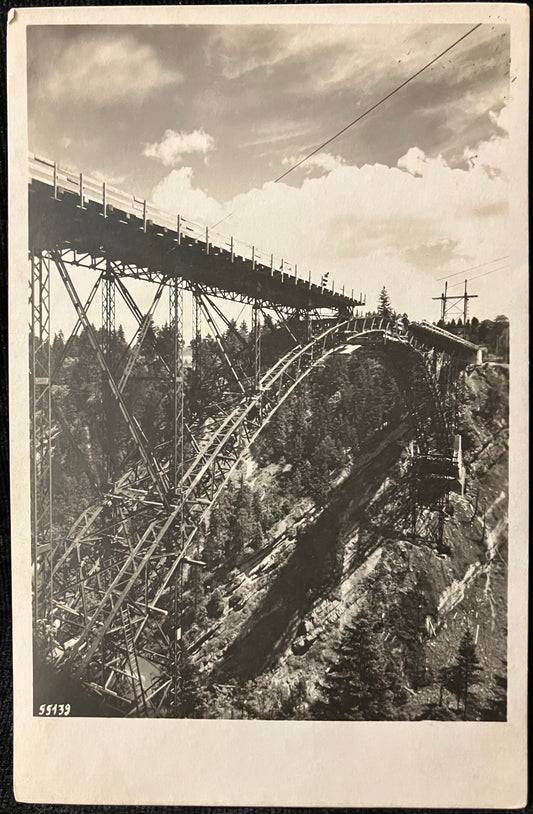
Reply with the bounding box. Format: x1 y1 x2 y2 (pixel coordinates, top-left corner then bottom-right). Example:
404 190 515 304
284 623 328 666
26 161 483 716
101 262 116 483
169 275 185 713
29 250 53 626
252 300 261 393
192 289 202 419
433 280 478 339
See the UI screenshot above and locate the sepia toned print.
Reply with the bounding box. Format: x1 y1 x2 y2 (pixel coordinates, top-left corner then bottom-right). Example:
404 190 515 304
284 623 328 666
28 20 510 720
10 4 528 807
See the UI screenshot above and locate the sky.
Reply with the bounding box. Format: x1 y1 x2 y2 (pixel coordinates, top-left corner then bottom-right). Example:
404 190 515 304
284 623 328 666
27 22 512 336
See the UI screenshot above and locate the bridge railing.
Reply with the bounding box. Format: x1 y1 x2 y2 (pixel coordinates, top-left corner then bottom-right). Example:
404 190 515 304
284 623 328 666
29 154 350 300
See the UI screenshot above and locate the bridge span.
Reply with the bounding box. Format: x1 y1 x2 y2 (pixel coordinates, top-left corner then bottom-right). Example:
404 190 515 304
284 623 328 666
29 154 362 312
28 154 481 717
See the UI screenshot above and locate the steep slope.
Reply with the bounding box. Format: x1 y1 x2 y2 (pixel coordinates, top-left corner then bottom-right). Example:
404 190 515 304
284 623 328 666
187 362 508 720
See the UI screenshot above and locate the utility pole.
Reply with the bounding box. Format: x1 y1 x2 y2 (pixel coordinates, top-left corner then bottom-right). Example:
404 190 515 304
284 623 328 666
433 280 478 338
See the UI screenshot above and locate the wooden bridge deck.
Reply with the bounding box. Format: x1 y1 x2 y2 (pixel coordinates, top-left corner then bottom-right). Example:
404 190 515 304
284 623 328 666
28 155 362 311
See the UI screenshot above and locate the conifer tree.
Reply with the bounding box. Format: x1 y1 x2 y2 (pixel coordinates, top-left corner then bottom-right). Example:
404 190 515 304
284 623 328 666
251 519 264 551
456 629 482 719
52 330 65 354
377 286 393 318
231 508 253 553
312 609 406 720
440 629 482 719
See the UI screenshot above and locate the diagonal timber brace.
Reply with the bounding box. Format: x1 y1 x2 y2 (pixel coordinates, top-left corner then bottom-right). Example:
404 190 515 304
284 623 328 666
117 282 166 393
31 227 478 717
114 275 171 378
194 287 247 396
51 273 104 384
69 321 347 675
50 249 170 506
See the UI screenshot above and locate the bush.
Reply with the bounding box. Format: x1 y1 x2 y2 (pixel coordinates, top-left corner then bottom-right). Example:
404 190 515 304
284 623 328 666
206 587 225 619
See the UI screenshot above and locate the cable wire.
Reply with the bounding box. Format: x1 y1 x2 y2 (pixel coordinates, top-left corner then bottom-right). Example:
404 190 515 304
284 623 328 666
211 22 482 229
437 254 509 281
448 264 509 288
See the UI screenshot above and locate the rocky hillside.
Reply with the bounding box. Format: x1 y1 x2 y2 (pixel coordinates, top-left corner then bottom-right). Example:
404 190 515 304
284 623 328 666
183 361 508 721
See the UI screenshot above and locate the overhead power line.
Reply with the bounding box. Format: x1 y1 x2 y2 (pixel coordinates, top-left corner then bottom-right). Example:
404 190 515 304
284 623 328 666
273 23 482 184
436 255 509 281
448 264 509 288
211 22 482 229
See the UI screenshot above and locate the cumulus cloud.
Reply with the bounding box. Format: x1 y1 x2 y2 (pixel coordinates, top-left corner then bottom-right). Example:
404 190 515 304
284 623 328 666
151 166 224 225
150 107 510 320
144 129 216 167
92 170 126 187
463 105 510 179
282 152 345 174
397 147 449 178
39 35 180 105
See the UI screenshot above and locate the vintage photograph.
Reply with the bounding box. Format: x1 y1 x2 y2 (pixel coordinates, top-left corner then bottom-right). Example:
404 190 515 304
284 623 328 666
27 18 512 724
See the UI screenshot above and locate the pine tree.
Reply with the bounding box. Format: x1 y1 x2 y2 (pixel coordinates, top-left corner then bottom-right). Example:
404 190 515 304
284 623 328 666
439 663 462 710
317 434 342 472
456 629 482 719
377 286 393 319
312 610 405 720
52 330 65 354
267 406 289 460
231 508 253 553
251 520 264 551
235 472 253 513
204 503 226 565
440 629 482 719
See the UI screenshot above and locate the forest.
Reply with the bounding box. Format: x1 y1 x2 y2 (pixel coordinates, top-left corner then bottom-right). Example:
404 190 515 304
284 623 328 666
39 289 508 721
